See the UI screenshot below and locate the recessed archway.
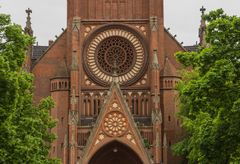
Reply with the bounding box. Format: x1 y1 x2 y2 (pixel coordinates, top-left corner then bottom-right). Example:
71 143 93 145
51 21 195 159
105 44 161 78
89 141 143 164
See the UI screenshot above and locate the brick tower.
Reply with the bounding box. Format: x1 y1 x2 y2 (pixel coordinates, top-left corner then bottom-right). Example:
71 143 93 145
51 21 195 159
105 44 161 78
31 0 186 163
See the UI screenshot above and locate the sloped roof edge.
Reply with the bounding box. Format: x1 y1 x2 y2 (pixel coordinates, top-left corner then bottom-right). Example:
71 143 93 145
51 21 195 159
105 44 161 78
31 29 67 68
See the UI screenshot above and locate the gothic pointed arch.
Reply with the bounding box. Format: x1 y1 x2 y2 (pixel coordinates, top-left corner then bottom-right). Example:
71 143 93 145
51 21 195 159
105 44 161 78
80 82 151 164
89 141 143 164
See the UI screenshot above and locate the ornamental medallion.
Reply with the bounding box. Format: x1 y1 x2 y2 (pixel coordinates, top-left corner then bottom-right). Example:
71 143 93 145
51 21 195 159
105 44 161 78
84 26 148 86
103 111 128 137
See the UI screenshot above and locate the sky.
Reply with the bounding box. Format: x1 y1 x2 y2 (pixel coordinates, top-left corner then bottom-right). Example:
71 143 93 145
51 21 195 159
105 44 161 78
0 0 239 46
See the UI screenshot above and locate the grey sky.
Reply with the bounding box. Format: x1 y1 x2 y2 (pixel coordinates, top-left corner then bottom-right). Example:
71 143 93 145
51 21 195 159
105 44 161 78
0 0 239 46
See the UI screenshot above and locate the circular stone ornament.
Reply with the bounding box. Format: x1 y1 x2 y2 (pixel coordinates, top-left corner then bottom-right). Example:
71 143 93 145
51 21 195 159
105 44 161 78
103 111 128 137
84 27 147 86
96 36 136 76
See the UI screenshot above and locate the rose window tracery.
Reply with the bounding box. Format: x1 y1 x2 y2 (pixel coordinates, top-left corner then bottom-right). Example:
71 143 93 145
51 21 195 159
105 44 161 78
96 37 135 75
84 27 147 86
103 112 128 137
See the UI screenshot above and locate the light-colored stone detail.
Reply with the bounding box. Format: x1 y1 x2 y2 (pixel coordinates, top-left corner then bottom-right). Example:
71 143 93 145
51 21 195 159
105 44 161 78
86 28 145 85
69 88 78 125
72 17 81 32
112 102 118 108
151 49 160 70
94 139 100 145
136 82 141 86
71 52 78 70
152 94 160 104
151 110 162 124
163 133 167 148
69 110 78 125
70 88 78 107
69 135 76 148
103 111 128 137
126 132 136 145
84 75 96 86
84 25 96 37
85 80 91 85
150 16 158 31
131 139 136 144
135 25 147 36
141 79 147 85
99 133 105 140
109 102 121 110
135 73 148 86
127 133 132 140
94 133 105 145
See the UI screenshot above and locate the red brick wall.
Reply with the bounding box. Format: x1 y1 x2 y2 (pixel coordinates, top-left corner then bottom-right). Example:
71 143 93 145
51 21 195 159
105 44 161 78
50 90 69 162
32 32 68 103
164 30 185 69
68 0 150 20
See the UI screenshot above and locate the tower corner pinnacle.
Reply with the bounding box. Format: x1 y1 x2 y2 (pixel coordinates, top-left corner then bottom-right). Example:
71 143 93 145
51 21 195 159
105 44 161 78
199 6 207 47
24 8 33 36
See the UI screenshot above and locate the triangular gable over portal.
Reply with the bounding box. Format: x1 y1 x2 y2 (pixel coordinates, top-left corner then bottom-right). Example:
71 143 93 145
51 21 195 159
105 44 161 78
81 82 152 164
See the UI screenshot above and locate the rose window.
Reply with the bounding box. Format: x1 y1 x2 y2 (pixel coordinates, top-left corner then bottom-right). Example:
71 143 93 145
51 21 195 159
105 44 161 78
103 112 128 137
96 36 135 75
84 27 147 86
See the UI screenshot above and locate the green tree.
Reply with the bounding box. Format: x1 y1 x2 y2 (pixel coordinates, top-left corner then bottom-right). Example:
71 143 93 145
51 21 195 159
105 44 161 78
0 14 59 163
173 9 240 163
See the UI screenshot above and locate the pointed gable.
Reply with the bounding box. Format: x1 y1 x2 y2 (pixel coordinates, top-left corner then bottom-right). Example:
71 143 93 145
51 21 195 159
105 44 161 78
81 82 151 164
163 57 179 77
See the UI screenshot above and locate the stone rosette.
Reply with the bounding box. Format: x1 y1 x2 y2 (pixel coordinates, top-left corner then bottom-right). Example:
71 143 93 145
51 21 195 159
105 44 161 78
83 26 148 86
103 111 128 137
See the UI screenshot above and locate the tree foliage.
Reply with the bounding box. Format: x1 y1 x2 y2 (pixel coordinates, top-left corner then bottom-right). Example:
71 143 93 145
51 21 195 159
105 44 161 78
173 9 240 163
0 14 59 163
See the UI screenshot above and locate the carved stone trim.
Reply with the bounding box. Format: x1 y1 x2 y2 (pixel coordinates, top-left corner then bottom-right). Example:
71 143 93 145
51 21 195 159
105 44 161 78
83 24 148 87
69 135 77 148
126 131 136 145
85 29 144 85
151 50 160 70
81 83 152 164
69 110 78 125
150 16 158 32
135 25 147 36
71 51 78 70
72 17 81 32
163 133 167 148
151 110 162 124
84 25 96 37
103 111 128 137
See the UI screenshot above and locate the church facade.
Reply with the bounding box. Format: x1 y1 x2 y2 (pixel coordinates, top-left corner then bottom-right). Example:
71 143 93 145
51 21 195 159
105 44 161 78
24 0 201 163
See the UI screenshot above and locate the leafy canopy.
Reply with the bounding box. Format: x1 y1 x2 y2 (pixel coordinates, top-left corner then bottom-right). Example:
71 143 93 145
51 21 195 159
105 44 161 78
0 14 59 163
173 9 240 164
